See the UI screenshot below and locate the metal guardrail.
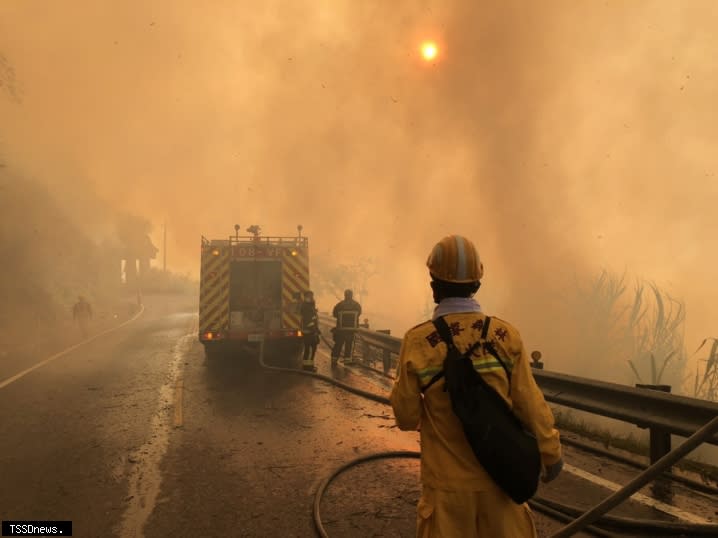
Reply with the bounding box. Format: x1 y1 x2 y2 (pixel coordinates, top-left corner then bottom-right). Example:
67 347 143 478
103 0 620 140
318 314 718 452
535 370 718 446
319 314 400 374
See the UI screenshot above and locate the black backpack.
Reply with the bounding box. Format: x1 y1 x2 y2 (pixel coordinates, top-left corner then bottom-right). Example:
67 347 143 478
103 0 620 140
421 315 541 504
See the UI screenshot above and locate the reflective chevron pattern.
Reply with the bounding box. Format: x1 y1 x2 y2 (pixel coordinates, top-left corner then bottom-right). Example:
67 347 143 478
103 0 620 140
199 246 230 335
282 247 309 330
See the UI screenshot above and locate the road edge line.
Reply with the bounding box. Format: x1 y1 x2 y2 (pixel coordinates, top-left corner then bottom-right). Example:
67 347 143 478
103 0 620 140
0 304 146 390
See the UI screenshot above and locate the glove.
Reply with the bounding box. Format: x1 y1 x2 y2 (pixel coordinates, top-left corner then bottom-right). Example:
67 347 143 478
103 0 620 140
541 458 564 483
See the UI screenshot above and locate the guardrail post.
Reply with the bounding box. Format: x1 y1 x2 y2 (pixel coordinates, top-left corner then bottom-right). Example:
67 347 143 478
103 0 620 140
635 384 672 464
382 349 391 375
361 336 370 363
376 330 392 374
636 383 673 499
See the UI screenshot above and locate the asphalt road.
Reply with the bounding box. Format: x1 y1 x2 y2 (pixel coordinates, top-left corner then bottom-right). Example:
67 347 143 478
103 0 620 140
1 295 715 538
0 296 419 538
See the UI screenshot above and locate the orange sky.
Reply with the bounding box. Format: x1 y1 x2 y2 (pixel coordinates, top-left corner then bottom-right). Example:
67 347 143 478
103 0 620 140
2 1 717 380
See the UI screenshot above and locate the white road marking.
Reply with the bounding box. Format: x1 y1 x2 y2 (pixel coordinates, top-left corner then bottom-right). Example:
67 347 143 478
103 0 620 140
564 463 710 524
0 305 146 390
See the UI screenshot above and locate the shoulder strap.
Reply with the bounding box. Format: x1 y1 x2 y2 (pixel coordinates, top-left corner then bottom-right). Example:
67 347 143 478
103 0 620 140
481 315 491 339
420 317 452 392
479 317 509 375
479 317 513 391
421 316 483 392
433 316 455 349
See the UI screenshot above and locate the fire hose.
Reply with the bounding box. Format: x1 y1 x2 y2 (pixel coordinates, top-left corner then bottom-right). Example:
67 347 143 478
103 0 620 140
254 339 718 537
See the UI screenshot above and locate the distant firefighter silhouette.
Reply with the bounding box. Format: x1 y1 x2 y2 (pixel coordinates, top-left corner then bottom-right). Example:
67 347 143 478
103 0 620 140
73 295 93 338
300 291 320 371
331 289 362 364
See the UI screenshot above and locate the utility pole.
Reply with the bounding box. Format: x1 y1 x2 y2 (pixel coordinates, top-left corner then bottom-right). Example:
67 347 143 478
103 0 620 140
163 220 167 272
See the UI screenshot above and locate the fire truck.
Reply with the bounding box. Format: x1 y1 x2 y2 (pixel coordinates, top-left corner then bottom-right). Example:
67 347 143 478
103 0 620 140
199 224 309 356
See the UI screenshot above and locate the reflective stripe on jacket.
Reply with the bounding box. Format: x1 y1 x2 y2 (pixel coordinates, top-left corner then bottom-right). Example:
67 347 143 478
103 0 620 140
332 299 362 318
390 312 562 491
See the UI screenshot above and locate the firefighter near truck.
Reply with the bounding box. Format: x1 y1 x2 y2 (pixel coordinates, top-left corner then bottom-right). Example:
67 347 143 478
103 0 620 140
199 225 310 358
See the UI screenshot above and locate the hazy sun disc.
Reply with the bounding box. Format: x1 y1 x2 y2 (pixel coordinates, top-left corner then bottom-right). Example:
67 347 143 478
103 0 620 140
421 41 438 61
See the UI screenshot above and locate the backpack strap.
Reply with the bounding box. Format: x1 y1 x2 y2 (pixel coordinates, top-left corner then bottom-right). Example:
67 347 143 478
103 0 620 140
421 316 482 392
421 317 453 392
433 316 457 350
478 317 513 392
481 315 491 339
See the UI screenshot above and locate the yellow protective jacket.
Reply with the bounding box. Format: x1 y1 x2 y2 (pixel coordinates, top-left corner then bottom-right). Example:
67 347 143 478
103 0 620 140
390 312 562 491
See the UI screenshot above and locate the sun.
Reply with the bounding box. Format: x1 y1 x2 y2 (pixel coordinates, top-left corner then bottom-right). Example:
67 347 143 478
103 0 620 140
420 41 438 61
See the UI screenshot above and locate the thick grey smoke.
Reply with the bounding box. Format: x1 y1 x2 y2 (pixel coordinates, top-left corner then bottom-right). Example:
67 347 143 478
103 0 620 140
1 1 717 380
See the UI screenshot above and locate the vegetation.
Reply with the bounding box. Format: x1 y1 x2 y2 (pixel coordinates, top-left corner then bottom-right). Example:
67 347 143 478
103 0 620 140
1 175 100 326
693 338 718 401
626 280 686 386
568 270 688 389
553 408 718 484
553 408 648 455
313 256 377 304
0 171 192 353
140 267 197 295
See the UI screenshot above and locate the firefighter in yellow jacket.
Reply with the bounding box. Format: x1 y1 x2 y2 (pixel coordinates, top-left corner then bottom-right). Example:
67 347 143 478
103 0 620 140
390 235 563 538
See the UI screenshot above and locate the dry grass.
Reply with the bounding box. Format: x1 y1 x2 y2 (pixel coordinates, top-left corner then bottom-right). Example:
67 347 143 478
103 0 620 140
569 270 688 388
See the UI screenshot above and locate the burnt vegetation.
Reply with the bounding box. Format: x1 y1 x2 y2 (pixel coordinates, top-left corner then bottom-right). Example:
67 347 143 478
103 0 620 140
0 170 194 349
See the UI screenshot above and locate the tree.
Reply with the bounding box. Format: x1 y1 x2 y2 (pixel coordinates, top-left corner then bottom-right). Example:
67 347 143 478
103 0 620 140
313 256 377 304
116 214 158 286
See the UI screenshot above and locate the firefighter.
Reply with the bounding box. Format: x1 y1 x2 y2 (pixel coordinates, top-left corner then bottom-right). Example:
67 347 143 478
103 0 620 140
390 235 563 538
331 289 362 365
72 295 93 338
300 290 320 371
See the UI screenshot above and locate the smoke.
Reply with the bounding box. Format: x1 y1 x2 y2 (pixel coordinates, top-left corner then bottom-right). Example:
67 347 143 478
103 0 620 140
0 53 20 103
2 1 717 379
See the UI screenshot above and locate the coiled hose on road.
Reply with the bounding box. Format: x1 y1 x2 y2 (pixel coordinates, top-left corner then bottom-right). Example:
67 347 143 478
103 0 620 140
253 339 718 537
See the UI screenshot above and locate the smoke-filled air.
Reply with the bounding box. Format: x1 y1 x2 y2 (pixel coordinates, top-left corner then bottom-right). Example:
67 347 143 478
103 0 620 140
2 1 717 392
